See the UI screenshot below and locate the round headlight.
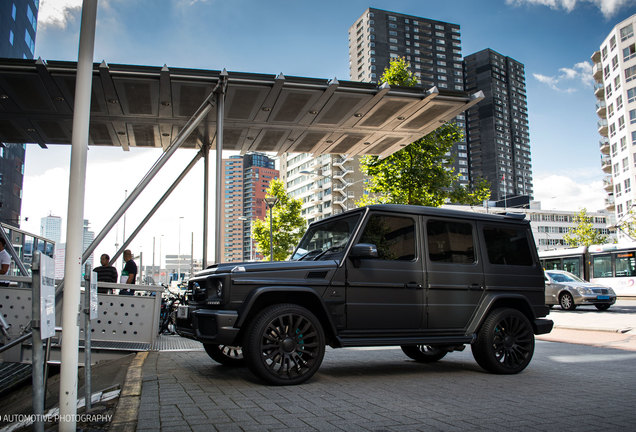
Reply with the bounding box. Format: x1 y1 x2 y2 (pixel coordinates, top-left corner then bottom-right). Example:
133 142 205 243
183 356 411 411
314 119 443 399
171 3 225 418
216 281 223 298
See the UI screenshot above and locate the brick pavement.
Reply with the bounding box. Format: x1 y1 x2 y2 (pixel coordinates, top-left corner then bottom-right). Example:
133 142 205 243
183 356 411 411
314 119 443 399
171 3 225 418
137 343 636 431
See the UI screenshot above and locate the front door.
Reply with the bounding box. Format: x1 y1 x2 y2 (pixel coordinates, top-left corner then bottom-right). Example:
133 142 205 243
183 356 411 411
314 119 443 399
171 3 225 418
345 213 424 331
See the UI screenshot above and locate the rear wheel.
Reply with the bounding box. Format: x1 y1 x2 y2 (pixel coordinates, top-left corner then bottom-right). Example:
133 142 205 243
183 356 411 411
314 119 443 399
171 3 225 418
401 345 447 363
471 308 534 374
244 304 325 385
559 292 576 310
595 303 611 311
204 344 244 367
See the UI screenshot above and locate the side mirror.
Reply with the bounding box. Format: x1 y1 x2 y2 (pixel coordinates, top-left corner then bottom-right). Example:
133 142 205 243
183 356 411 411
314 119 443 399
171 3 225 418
349 243 378 259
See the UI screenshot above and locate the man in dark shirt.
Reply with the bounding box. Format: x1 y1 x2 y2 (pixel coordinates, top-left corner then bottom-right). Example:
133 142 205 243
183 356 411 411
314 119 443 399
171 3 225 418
120 249 137 295
93 253 118 294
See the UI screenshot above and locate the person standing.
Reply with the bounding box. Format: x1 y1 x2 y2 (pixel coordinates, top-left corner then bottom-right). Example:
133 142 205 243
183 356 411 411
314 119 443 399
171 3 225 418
93 253 118 293
0 237 11 286
119 249 137 295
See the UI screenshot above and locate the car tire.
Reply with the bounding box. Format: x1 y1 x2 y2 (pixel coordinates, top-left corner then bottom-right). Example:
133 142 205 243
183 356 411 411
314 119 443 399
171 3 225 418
595 304 611 311
471 308 535 374
401 345 447 362
559 292 576 310
204 344 245 367
243 303 325 386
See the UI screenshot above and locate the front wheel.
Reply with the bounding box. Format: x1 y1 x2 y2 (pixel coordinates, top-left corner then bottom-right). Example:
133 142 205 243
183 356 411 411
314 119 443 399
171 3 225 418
560 292 576 310
401 345 447 362
595 304 611 311
244 304 325 385
471 308 535 374
204 344 245 367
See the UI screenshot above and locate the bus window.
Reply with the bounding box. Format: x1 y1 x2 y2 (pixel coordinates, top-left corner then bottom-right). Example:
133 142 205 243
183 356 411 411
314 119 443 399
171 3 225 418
615 252 636 277
544 258 561 270
563 257 582 278
592 254 612 278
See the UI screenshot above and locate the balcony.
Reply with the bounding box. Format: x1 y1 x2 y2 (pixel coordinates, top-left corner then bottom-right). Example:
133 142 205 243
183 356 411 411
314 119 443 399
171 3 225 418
601 155 612 173
605 196 615 211
593 62 603 82
596 100 607 118
599 138 610 154
603 176 613 192
597 119 608 137
332 156 350 167
594 82 605 99
591 50 601 63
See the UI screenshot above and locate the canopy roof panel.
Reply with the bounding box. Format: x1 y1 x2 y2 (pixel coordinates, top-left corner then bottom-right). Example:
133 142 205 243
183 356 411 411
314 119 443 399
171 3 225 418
0 58 483 157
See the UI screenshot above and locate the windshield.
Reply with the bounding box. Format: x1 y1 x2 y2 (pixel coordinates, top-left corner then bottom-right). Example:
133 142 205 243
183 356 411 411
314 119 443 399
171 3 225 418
547 271 584 283
291 214 361 261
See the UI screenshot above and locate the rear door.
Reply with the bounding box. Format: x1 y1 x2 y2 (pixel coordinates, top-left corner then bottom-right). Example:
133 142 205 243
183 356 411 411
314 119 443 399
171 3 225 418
424 217 484 331
345 212 424 331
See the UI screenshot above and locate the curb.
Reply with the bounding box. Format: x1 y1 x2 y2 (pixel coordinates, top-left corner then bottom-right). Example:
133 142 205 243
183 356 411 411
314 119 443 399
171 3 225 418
109 351 148 432
553 325 634 334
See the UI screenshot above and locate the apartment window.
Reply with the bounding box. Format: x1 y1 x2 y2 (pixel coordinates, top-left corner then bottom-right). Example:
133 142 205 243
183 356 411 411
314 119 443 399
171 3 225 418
435 25 445 30
612 143 618 156
612 55 619 70
633 130 636 146
614 162 620 176
620 24 634 41
623 157 629 171
616 183 622 196
630 109 636 124
619 116 626 130
602 46 608 60
389 30 397 36
626 178 632 193
626 65 636 82
615 75 622 90
629 87 636 103
621 136 627 151
624 44 636 61
617 95 624 110
389 23 397 29
610 35 617 50
610 123 616 137
606 83 613 96
608 103 615 117
388 15 397 21
389 37 398 43
389 45 398 51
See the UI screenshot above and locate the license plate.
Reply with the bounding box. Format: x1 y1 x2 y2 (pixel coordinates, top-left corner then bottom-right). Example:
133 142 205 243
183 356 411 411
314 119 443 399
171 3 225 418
177 305 189 319
597 295 610 300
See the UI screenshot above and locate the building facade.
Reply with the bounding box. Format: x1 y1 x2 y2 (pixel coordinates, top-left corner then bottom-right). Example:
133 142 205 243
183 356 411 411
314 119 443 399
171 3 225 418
0 0 39 227
348 8 468 184
219 153 279 263
40 214 62 244
593 14 636 239
280 153 365 225
444 204 613 251
464 49 533 201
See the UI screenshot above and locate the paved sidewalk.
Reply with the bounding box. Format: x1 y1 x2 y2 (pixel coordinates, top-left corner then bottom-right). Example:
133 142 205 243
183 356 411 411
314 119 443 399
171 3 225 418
136 343 636 432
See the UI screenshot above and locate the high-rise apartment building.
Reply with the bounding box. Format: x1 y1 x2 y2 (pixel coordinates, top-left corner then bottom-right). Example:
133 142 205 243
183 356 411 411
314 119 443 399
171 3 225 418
0 0 39 227
40 214 62 244
464 49 533 202
219 153 279 263
348 8 468 184
593 14 636 236
280 153 365 224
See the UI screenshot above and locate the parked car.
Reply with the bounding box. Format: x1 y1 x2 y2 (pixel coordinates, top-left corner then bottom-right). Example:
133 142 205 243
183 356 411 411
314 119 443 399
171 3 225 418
177 204 553 385
544 270 616 311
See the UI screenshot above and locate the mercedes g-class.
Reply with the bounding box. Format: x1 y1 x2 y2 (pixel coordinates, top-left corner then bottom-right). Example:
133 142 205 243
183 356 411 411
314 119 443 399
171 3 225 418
176 204 553 385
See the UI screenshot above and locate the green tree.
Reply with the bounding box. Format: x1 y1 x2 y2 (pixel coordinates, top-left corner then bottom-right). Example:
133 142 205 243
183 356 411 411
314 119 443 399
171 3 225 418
563 208 608 247
358 57 491 207
252 179 306 261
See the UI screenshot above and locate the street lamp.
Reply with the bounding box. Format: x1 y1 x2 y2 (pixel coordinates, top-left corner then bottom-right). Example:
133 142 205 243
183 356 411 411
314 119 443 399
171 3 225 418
264 197 279 261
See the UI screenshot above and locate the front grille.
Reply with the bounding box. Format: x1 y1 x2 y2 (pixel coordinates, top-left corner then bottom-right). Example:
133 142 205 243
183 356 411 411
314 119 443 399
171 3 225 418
593 288 609 294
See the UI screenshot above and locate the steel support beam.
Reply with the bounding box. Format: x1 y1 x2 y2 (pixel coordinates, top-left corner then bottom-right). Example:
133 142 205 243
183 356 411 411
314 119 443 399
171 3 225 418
202 142 210 268
214 70 228 264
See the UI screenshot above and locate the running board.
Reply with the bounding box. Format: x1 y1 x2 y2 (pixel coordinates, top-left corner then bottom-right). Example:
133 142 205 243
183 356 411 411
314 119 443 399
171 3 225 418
336 335 474 348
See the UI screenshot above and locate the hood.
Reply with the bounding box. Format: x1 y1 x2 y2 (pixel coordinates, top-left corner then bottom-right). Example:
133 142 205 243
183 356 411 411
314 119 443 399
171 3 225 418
195 259 340 277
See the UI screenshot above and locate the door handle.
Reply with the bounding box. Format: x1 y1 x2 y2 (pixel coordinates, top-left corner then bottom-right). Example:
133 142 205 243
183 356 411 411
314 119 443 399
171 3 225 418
405 282 422 289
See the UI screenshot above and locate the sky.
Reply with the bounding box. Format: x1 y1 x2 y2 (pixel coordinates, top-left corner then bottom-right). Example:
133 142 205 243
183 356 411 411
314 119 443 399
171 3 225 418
18 0 636 265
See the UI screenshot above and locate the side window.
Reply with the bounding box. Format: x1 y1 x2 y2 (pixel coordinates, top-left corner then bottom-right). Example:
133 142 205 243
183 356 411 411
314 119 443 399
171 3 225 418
427 220 475 264
544 258 561 270
358 215 416 261
592 254 612 278
615 252 636 277
483 226 533 266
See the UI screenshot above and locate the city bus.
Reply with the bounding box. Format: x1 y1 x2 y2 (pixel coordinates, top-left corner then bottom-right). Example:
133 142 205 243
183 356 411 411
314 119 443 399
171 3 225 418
539 243 636 297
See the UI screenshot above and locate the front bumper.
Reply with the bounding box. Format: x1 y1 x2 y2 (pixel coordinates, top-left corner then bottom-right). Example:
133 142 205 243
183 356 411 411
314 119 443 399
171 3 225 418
574 293 617 306
175 307 239 345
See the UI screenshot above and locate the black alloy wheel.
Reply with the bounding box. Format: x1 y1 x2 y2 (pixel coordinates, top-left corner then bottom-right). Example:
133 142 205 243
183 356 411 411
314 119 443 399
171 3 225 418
244 304 325 385
204 344 245 367
471 308 535 374
595 303 611 311
560 292 577 310
401 345 447 362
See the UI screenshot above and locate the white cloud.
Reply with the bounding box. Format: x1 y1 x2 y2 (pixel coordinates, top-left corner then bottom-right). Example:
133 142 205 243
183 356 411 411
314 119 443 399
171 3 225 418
506 0 634 18
38 0 83 29
533 60 593 92
533 173 606 212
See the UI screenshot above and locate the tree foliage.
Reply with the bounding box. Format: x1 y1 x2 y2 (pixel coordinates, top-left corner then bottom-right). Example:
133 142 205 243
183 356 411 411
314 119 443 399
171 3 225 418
563 208 608 247
252 179 306 261
358 57 491 207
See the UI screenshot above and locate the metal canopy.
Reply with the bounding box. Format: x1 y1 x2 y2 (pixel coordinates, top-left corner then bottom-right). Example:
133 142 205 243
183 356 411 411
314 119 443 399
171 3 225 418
0 58 483 158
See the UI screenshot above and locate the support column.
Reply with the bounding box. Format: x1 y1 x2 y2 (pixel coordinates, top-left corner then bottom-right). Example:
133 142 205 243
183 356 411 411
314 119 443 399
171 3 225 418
202 143 209 268
214 70 227 264
59 1 97 430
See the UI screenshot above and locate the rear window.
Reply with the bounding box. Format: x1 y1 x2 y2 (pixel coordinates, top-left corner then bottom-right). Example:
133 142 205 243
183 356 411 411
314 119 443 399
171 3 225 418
483 227 533 266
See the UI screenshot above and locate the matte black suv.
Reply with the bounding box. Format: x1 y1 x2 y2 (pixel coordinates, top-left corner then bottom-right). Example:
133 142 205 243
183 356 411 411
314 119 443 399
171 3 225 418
176 205 553 385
